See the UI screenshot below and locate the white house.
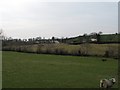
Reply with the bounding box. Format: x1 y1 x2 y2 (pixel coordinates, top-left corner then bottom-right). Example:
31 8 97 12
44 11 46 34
91 38 97 42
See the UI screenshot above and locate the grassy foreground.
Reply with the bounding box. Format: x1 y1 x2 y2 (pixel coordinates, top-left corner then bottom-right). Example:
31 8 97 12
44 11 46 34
2 51 118 88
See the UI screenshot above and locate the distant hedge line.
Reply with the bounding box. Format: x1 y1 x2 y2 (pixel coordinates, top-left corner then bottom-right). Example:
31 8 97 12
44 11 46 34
2 43 119 59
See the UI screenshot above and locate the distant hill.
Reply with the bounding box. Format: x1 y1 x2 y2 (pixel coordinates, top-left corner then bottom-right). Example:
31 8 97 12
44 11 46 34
2 33 120 46
63 33 120 44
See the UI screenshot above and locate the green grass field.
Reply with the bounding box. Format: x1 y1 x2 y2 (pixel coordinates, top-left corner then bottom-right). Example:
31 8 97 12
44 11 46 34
2 51 118 88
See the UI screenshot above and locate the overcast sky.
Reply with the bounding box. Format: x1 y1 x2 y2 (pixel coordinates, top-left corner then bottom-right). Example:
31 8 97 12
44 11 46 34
0 0 118 39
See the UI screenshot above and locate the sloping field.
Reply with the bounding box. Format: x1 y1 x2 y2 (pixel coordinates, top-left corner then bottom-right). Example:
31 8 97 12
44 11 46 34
2 51 118 88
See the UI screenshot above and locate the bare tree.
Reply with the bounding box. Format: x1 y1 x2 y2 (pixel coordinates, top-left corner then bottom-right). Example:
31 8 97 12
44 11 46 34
52 36 55 43
0 29 3 51
98 31 103 35
0 29 3 40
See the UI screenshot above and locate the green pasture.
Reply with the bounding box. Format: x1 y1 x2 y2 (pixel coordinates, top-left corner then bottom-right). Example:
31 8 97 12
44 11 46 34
2 51 118 88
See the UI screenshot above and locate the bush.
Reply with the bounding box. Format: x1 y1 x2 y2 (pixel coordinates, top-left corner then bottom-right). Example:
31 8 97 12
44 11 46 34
2 44 119 58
